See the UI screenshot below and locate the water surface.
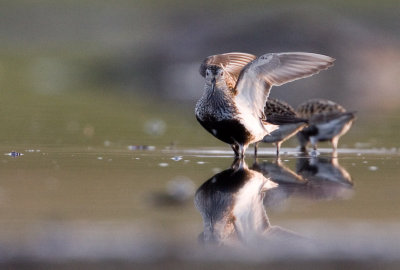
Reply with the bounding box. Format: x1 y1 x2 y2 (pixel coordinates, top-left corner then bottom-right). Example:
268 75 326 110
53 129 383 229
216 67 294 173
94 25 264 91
1 146 399 268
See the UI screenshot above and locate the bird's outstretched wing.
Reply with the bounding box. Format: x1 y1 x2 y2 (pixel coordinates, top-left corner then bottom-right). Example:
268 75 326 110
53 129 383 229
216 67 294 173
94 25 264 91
199 52 256 86
234 52 335 119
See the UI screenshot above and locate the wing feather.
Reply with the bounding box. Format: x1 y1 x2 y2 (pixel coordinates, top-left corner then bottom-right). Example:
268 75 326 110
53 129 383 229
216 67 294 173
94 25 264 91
199 52 257 82
234 52 335 119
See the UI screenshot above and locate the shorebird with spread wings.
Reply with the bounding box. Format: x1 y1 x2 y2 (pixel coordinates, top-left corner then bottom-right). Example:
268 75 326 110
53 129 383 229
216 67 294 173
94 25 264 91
195 52 335 158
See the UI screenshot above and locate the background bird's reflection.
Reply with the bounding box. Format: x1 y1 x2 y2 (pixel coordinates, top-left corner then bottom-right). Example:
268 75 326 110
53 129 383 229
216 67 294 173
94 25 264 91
253 156 353 209
195 159 302 246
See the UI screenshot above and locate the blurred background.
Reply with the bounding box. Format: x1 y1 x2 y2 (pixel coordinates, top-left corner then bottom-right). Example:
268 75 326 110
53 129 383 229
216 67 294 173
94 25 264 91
1 0 399 150
1 1 400 268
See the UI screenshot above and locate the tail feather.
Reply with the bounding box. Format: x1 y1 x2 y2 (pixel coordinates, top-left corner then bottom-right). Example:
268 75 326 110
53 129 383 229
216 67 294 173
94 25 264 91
310 111 356 124
265 114 308 125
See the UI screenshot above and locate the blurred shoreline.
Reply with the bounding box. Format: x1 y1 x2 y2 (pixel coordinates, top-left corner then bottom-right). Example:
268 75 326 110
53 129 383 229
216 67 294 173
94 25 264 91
1 1 399 111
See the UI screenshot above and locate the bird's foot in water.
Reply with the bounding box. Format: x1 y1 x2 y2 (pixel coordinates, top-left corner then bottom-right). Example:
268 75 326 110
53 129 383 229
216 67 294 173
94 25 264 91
310 149 321 157
310 149 320 157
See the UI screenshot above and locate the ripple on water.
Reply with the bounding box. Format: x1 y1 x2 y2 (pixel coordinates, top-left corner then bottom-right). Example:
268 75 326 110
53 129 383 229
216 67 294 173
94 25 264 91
368 166 378 171
171 156 183 161
158 163 169 167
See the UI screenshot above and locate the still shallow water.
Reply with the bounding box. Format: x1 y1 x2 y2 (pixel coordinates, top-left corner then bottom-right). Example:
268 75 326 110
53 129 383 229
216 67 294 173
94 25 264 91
1 146 399 267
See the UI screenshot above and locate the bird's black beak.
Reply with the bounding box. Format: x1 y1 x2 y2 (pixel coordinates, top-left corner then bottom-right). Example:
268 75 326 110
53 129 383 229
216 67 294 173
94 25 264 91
211 78 216 93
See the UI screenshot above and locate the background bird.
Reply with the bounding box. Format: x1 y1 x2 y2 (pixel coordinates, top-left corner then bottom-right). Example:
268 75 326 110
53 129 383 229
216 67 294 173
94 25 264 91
195 52 335 158
254 98 308 156
296 99 356 156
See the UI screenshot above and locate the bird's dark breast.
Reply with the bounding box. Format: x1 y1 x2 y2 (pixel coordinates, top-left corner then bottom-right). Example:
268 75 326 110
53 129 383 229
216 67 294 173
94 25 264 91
300 125 319 138
196 116 253 145
300 125 331 142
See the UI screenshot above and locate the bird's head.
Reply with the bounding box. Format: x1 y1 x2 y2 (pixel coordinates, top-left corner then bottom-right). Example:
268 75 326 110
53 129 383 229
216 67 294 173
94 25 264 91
205 65 225 87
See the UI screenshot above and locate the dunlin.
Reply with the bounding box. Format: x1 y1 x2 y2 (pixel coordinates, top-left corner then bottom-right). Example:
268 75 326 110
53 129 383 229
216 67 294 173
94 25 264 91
254 98 308 156
195 52 334 158
296 99 356 156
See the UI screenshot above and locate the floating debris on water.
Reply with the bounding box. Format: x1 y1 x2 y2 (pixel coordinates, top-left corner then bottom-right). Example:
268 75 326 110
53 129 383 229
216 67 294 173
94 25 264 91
171 156 183 161
369 166 378 171
197 161 205 165
5 151 24 157
104 140 112 147
127 145 156 151
184 160 190 163
97 157 103 160
159 163 169 167
363 161 368 164
25 149 41 153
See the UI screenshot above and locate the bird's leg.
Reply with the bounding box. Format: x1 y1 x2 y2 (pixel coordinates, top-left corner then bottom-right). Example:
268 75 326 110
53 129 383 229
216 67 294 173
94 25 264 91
276 141 282 157
231 157 244 171
310 137 317 151
231 138 246 159
231 144 240 157
275 156 282 166
297 132 308 153
299 145 307 153
238 144 246 159
254 142 259 157
331 136 339 157
238 144 244 159
310 138 319 157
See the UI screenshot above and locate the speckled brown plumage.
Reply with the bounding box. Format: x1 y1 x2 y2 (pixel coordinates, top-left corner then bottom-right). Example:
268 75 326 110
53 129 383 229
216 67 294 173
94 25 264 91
295 99 356 156
297 99 346 119
255 98 308 156
263 98 309 125
265 98 297 118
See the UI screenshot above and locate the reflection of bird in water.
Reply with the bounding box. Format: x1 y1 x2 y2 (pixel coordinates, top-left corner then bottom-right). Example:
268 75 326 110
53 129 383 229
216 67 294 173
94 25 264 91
252 157 353 208
293 156 353 201
296 99 356 156
195 52 334 158
254 98 308 157
296 156 353 186
195 159 303 246
252 158 307 208
252 158 306 185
